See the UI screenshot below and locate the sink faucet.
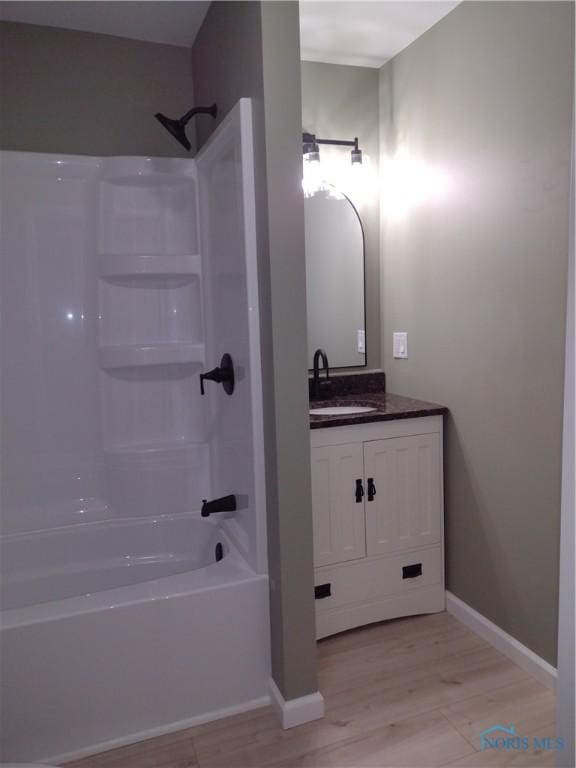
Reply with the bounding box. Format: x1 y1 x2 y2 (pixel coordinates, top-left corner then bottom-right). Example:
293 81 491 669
312 348 330 400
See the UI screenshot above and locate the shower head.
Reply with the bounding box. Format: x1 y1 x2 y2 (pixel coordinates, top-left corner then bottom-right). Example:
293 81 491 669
155 113 192 151
155 104 218 152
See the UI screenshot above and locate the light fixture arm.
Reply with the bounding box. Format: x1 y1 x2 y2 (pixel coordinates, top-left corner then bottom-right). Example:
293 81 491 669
302 132 359 150
302 132 362 164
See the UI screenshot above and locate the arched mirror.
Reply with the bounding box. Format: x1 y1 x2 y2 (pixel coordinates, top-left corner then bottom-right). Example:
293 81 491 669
305 189 366 369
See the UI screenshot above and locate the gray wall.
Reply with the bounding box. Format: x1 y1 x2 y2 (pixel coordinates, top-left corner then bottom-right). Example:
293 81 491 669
193 1 319 701
191 1 264 151
379 1 573 664
556 102 574 765
0 21 195 156
301 61 380 371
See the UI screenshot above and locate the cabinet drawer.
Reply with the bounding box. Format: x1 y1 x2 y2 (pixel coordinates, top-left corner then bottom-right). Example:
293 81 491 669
314 546 443 614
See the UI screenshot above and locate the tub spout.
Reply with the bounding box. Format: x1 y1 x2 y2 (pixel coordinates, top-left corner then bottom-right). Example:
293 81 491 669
201 494 237 517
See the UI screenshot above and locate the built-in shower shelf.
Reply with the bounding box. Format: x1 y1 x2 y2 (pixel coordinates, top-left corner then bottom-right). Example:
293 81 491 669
99 253 201 282
101 157 196 187
100 342 205 369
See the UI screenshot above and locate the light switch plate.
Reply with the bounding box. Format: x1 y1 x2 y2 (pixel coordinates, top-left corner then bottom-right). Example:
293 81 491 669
357 329 365 354
393 332 408 359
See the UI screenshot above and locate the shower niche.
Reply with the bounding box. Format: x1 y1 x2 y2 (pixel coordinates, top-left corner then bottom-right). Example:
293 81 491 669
98 157 209 516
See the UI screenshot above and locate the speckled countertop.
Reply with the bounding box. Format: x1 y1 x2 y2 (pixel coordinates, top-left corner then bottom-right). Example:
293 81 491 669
308 373 447 429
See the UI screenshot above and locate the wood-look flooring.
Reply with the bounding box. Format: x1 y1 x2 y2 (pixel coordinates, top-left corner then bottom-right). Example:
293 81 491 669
65 612 556 768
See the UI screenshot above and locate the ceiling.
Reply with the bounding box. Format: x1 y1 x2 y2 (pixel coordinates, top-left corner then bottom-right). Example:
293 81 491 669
0 1 459 64
0 1 210 48
300 1 460 68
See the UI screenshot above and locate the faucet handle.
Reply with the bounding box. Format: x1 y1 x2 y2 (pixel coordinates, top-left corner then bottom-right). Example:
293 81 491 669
200 366 225 395
199 353 235 396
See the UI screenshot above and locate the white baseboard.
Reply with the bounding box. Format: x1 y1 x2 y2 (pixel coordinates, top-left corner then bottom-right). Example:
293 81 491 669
45 695 271 765
446 591 557 689
268 678 325 729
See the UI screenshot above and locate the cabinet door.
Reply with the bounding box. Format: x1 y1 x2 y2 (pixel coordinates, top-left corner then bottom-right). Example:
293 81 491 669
311 443 366 567
364 434 442 556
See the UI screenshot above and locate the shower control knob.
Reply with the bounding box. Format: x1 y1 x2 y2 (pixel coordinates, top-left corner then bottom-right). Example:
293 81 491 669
200 353 235 396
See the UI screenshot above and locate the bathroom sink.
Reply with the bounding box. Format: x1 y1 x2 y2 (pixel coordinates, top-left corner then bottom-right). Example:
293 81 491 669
309 406 377 416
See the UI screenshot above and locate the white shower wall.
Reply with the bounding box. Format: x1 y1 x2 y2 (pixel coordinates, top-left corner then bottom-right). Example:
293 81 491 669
1 102 266 571
197 100 267 573
1 102 271 762
1 153 105 532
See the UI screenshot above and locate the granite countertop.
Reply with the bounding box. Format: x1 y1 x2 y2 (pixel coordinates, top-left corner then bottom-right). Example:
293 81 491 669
308 373 447 429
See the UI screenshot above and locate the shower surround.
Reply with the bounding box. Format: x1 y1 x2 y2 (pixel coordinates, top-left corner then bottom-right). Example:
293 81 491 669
0 100 270 763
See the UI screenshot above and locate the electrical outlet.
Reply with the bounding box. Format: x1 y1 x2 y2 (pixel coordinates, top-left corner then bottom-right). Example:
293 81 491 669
393 332 408 359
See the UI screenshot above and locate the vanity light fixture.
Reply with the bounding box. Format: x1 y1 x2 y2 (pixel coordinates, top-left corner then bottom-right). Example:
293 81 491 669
302 132 363 166
302 131 367 199
303 134 320 163
351 146 363 165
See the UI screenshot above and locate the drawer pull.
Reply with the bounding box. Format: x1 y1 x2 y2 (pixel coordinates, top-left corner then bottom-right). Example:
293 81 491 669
367 477 376 501
355 479 364 503
315 583 332 599
402 563 423 579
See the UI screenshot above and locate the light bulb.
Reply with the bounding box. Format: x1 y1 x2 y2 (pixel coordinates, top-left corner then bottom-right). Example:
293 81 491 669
302 154 330 198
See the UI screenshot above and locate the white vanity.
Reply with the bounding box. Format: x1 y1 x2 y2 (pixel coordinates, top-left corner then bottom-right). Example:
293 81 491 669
304 180 446 639
310 395 446 639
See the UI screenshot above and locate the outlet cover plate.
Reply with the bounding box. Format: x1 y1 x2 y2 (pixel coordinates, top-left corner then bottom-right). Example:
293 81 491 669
393 332 408 359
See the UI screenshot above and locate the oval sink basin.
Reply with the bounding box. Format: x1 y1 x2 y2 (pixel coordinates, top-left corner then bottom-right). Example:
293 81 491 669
309 406 377 416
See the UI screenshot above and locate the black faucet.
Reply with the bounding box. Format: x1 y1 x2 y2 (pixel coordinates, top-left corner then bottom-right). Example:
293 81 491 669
311 348 331 400
201 494 237 518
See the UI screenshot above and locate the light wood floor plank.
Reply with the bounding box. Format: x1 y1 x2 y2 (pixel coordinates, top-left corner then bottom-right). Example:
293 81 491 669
324 650 531 730
441 722 559 767
440 679 556 750
193 649 530 766
271 710 476 768
317 612 463 660
319 627 489 695
319 616 482 671
66 727 198 768
442 746 556 768
61 612 556 768
322 642 529 705
193 711 357 768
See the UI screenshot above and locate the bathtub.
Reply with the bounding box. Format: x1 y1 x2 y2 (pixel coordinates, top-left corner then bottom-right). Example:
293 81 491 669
0 513 271 764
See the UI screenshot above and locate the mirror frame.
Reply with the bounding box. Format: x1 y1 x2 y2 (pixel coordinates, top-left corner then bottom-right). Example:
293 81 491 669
306 185 368 371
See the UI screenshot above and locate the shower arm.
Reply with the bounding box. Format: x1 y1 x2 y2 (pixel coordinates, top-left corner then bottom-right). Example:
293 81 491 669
178 104 218 126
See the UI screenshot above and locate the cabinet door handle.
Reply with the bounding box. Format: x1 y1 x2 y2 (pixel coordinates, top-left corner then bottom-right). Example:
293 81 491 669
367 478 376 501
355 479 364 503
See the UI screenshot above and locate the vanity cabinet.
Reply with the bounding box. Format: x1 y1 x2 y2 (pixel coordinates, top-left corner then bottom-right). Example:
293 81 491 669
311 415 445 639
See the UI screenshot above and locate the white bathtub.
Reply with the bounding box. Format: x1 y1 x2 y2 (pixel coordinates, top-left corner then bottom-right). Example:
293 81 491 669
0 513 271 764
